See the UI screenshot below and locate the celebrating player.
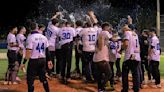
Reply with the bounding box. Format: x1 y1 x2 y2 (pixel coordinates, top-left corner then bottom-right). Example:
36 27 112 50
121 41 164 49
21 22 52 92
59 21 76 84
121 25 140 92
4 26 19 85
93 22 112 92
148 28 161 88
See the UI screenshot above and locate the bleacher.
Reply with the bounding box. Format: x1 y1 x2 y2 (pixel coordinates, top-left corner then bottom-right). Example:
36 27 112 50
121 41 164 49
0 40 7 49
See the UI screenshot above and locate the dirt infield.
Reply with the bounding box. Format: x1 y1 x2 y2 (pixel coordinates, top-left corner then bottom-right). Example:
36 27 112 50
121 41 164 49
0 77 164 92
0 53 6 59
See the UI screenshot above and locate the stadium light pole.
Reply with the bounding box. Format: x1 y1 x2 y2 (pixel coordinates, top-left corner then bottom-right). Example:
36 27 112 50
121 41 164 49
157 0 160 37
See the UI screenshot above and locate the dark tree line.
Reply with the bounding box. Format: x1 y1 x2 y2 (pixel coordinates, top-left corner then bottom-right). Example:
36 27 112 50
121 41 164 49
0 0 159 39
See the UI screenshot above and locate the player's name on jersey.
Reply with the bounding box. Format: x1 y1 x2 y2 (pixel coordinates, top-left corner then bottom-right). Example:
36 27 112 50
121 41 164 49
35 38 44 41
89 43 96 45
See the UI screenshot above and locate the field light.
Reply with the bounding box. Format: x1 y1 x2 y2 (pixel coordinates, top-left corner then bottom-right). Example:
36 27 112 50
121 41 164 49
157 0 160 37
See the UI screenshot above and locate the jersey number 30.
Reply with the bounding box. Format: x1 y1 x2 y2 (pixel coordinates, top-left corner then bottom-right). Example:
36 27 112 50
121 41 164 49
36 43 44 53
62 33 71 40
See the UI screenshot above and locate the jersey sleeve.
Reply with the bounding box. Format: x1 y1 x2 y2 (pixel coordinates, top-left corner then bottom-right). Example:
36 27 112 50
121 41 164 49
9 35 16 43
45 37 49 48
150 38 156 49
123 32 130 40
26 36 33 50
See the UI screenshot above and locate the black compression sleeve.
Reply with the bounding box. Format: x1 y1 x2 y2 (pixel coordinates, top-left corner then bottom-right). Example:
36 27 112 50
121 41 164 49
23 58 27 64
46 48 51 61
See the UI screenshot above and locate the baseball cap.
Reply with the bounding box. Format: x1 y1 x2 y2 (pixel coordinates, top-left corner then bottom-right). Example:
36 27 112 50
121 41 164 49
141 29 149 33
128 24 136 30
149 27 156 32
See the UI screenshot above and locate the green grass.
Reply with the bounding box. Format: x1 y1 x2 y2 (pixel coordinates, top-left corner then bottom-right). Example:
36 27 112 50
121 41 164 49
0 55 164 80
0 56 79 80
0 49 7 53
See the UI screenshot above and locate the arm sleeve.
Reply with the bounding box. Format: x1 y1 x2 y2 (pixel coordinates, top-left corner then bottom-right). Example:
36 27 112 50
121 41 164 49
26 36 33 50
123 32 130 41
9 36 17 44
117 41 122 51
46 48 51 61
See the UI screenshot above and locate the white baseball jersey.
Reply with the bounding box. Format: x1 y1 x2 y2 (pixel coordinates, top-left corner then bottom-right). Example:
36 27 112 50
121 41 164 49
26 32 49 59
75 27 83 36
93 31 112 62
79 27 98 52
123 31 135 61
46 24 59 51
59 27 76 46
75 27 83 45
150 35 160 61
7 33 18 51
55 29 61 49
132 32 141 61
94 25 102 34
16 34 26 49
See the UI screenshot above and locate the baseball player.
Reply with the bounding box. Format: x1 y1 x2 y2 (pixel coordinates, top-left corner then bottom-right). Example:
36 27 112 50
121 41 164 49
139 29 152 84
16 26 27 65
16 26 27 81
108 33 118 90
59 21 76 84
115 35 122 80
121 25 140 92
93 22 112 92
55 21 66 78
129 24 142 88
148 28 161 88
46 18 60 76
74 20 83 76
4 26 19 85
38 24 46 34
21 22 52 92
79 22 98 83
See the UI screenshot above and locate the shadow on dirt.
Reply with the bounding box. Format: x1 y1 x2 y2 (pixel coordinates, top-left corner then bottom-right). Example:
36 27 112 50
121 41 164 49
66 80 97 92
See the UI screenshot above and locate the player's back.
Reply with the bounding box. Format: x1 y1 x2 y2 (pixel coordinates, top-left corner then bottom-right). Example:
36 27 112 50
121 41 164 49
59 26 75 46
16 34 26 48
150 35 160 61
7 33 17 50
46 24 59 46
80 27 98 52
124 31 134 61
26 33 48 59
93 31 111 62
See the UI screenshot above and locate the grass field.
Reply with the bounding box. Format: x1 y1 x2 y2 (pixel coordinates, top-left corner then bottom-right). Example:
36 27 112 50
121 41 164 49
0 54 81 80
0 49 164 80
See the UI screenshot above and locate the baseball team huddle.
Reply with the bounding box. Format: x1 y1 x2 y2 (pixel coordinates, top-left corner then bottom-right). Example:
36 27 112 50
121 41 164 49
4 10 161 92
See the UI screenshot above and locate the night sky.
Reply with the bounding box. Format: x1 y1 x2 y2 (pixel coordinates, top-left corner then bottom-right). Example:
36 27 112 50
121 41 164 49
0 0 161 28
0 0 39 27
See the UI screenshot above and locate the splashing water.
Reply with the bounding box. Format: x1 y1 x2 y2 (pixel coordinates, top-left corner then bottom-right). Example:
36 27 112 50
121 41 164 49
37 0 154 32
